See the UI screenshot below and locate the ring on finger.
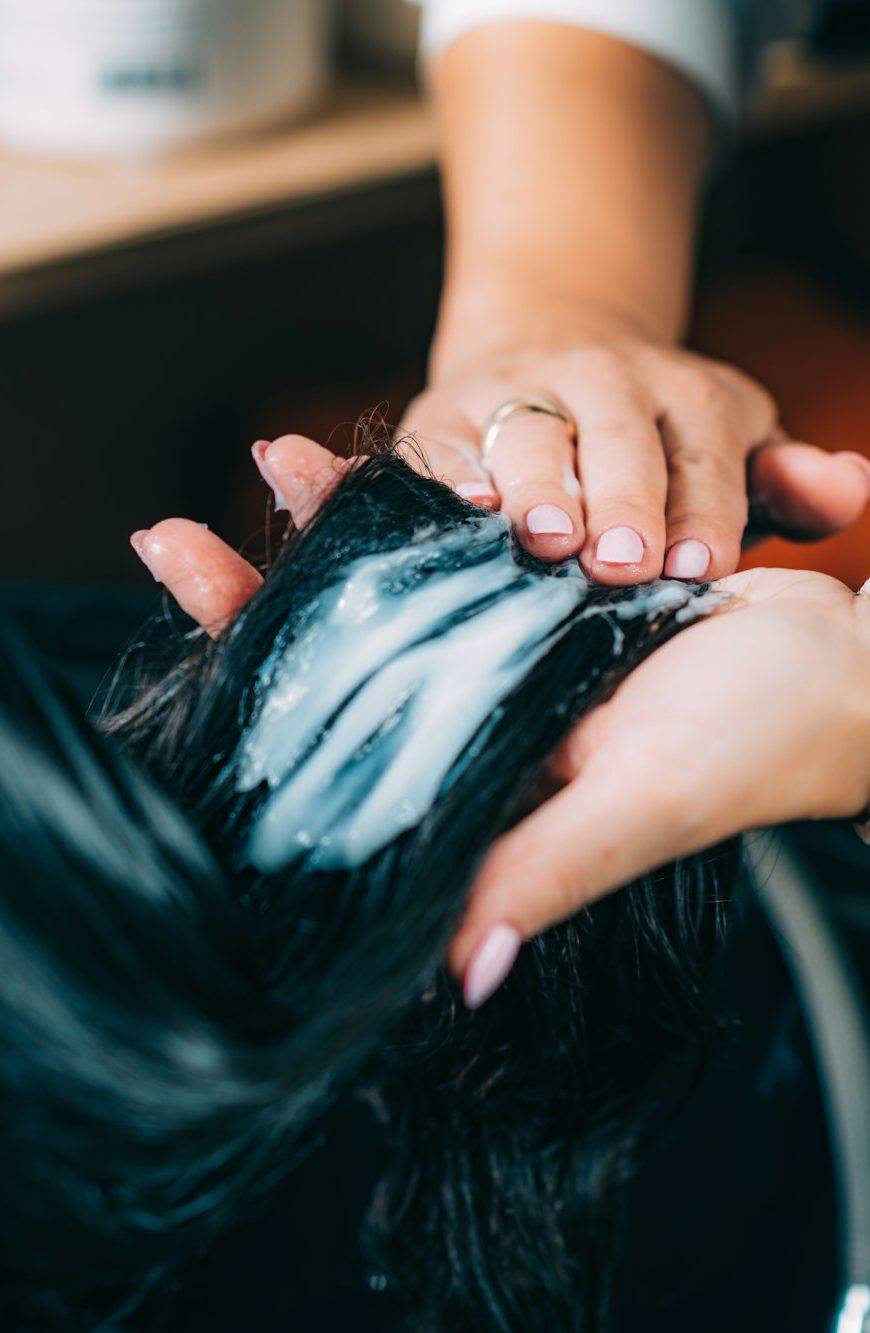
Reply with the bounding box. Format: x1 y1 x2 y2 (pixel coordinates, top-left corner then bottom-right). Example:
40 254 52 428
480 396 577 468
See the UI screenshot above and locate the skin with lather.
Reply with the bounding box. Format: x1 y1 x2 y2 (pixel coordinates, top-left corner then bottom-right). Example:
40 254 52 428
135 25 870 1004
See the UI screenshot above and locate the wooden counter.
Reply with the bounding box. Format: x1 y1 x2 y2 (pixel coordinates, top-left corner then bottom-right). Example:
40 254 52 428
2 44 869 320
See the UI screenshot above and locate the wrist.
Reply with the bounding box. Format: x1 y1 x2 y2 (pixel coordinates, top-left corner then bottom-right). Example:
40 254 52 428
430 25 707 384
431 268 674 384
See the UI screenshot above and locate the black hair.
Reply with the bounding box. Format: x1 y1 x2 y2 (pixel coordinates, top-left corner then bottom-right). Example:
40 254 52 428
0 451 737 1330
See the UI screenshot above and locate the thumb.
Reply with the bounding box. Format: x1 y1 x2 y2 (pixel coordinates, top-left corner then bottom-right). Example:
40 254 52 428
449 743 713 1006
747 438 870 544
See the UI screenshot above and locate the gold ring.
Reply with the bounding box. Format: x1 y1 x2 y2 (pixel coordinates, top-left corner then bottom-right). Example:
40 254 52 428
480 396 576 465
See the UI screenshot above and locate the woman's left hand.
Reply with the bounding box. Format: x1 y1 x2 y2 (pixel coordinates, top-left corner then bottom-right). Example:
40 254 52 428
400 313 870 581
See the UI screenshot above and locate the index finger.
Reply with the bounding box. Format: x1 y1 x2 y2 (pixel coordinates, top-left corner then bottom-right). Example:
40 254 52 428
449 728 724 997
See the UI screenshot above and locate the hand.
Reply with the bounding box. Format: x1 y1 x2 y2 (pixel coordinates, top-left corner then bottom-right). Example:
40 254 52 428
130 436 870 998
449 563 870 983
400 300 870 582
403 27 870 584
130 436 351 636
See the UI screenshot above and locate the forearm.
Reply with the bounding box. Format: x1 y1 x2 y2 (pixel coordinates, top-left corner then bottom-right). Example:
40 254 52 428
429 23 711 374
402 22 868 589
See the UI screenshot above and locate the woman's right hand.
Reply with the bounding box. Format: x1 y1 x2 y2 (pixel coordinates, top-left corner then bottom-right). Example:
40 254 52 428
450 564 870 982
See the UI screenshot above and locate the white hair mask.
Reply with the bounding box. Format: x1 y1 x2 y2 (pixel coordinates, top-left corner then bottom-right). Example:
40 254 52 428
237 514 721 873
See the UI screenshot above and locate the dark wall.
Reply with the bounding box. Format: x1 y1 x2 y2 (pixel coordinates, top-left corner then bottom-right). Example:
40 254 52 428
0 193 442 583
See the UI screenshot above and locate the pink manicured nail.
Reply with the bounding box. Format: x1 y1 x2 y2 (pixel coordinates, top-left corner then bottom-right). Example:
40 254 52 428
526 503 573 535
664 539 710 580
251 439 289 511
595 526 644 564
456 481 497 506
130 530 161 582
463 923 522 1010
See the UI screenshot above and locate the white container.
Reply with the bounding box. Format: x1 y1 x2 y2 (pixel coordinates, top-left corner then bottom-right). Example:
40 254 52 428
0 0 333 156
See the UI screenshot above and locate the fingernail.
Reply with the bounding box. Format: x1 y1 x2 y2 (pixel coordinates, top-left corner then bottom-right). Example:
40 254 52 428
526 503 573 535
130 530 161 582
664 539 710 580
595 526 644 564
462 923 522 1010
839 451 870 484
251 439 289 512
456 481 497 506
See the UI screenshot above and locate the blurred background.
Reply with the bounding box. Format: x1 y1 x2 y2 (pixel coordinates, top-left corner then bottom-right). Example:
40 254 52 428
0 12 867 1329
0 0 868 606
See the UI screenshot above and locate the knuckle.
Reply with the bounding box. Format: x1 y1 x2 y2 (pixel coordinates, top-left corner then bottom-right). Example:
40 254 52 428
569 346 630 381
686 368 728 412
669 442 743 490
718 361 768 402
588 492 655 522
645 755 704 834
587 413 651 447
662 359 697 395
698 363 778 438
744 382 778 437
666 442 710 473
547 862 585 923
756 384 777 423
666 499 744 530
651 785 695 841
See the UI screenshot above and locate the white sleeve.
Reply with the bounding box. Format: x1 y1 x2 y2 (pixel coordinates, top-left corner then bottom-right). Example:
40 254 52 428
409 0 815 120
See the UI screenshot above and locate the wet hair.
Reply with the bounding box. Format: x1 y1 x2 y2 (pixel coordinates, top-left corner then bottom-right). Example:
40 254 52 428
0 451 737 1330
